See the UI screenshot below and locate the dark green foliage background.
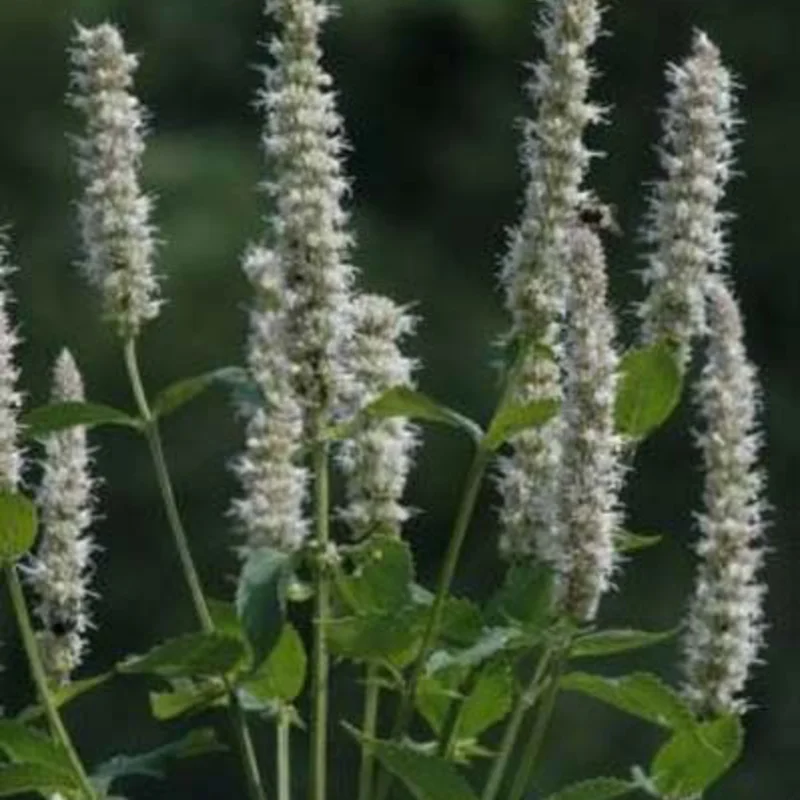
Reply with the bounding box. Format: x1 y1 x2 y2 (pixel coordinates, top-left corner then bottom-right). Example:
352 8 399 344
0 0 796 797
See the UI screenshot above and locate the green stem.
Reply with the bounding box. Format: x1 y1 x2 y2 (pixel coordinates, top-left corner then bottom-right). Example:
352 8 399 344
277 708 292 800
310 440 331 800
376 445 491 800
4 564 97 799
481 649 553 800
507 650 568 800
357 666 381 800
439 665 484 760
123 338 266 800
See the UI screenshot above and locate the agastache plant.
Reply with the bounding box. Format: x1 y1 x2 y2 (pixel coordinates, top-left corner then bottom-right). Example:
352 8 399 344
0 2 770 800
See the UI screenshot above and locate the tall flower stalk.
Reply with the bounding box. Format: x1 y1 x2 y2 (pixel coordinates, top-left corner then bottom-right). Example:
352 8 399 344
639 31 738 369
26 350 97 687
255 1 358 797
0 242 96 799
498 0 604 565
69 23 265 800
682 277 767 717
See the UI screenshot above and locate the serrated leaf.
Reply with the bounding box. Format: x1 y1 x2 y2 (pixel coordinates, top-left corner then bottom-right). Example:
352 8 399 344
484 399 559 450
0 720 71 770
338 535 414 615
615 531 663 553
149 680 228 720
0 492 37 563
339 387 482 442
457 661 514 739
615 341 682 439
207 598 247 644
92 728 225 792
368 739 479 800
118 632 246 679
17 672 113 723
0 763 77 796
21 401 140 439
651 714 743 797
327 607 425 667
560 672 696 730
151 366 250 419
543 777 636 800
486 562 555 632
236 547 292 669
239 624 307 703
426 627 526 675
570 628 676 658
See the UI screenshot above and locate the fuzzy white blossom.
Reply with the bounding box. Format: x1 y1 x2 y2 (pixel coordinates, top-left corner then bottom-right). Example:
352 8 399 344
231 246 309 555
69 23 161 338
0 241 22 492
336 294 419 538
25 350 97 686
682 278 766 716
639 31 738 368
258 0 357 424
498 0 603 562
558 226 623 621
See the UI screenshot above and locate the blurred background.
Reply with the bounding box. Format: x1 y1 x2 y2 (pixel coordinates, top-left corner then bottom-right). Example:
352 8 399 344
0 0 796 797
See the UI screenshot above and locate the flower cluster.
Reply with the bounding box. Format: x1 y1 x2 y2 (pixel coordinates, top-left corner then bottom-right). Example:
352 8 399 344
69 23 161 339
26 351 97 686
558 226 623 621
0 240 22 492
639 31 738 369
498 0 604 565
336 294 419 538
682 278 767 716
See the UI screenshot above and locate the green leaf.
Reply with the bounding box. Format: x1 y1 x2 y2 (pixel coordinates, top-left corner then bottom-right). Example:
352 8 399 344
236 546 292 669
615 531 663 553
207 598 247 644
149 679 228 720
614 341 682 439
457 661 515 739
239 624 307 703
17 672 113 723
486 562 555 632
118 632 247 679
151 366 250 419
0 491 37 563
560 672 696 730
327 607 425 667
542 777 636 800
22 401 140 439
92 728 226 792
0 763 77 796
651 715 743 797
484 399 559 450
368 739 480 800
337 535 414 615
426 627 527 675
0 720 71 770
570 628 676 658
341 387 483 442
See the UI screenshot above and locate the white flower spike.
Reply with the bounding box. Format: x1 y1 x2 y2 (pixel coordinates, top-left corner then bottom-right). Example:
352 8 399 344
69 23 161 338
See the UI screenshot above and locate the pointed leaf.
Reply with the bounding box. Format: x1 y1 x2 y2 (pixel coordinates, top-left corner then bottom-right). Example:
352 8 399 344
487 562 555 632
149 680 228 720
651 714 743 797
239 624 307 703
0 763 77 796
341 387 482 442
615 341 682 439
543 777 636 800
92 728 225 792
570 628 676 658
118 632 246 678
236 546 292 669
426 627 526 675
0 720 71 770
327 607 425 667
560 672 696 730
0 492 37 563
22 401 140 439
369 739 479 800
484 399 559 450
151 367 250 419
615 531 663 553
17 672 113 723
458 661 515 738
